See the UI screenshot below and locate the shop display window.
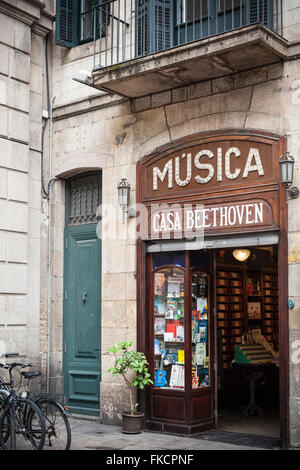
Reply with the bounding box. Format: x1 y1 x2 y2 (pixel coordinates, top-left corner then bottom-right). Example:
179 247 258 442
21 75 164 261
147 245 279 436
152 251 212 392
191 271 210 389
153 267 185 389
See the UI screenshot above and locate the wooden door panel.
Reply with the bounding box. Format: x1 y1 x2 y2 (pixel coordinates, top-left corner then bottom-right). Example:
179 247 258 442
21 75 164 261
69 371 100 403
74 239 99 359
63 224 101 415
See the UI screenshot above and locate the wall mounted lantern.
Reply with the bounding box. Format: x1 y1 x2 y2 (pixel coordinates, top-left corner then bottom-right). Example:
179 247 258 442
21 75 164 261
117 178 136 223
117 178 130 223
279 152 299 203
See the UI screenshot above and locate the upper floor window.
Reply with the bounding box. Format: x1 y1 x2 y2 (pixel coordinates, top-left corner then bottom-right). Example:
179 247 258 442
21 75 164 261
177 0 269 24
80 0 94 42
56 0 110 48
176 0 271 25
56 0 273 52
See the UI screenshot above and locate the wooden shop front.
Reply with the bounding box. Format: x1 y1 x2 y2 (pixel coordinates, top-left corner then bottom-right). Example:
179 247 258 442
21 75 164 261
136 130 288 444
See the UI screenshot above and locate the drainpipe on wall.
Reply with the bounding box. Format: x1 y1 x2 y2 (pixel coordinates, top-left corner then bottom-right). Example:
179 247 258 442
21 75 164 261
42 33 64 394
41 34 50 198
46 95 56 394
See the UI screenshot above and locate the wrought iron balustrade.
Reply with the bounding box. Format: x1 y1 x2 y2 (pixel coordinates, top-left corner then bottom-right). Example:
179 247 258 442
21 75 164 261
92 0 283 70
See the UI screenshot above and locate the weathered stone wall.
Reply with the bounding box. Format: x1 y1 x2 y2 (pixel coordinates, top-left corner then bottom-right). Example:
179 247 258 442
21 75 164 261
52 57 300 439
0 10 31 357
1 0 300 447
0 1 53 395
50 0 300 442
282 0 300 41
0 3 51 373
130 62 300 447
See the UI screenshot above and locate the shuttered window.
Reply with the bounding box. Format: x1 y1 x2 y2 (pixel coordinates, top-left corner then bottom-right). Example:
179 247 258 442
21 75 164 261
136 0 149 56
136 0 172 57
56 0 76 47
136 0 273 58
154 0 172 52
56 0 273 52
249 0 273 28
56 0 110 48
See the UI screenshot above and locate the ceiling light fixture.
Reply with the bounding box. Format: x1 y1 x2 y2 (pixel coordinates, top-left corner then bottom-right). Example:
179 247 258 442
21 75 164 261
233 249 251 262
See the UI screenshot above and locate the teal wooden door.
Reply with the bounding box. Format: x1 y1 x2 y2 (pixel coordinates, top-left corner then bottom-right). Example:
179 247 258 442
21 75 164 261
63 223 101 415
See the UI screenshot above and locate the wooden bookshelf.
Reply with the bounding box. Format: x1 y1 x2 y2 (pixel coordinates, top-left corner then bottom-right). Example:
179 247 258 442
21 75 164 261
216 268 245 369
216 266 279 369
262 271 279 350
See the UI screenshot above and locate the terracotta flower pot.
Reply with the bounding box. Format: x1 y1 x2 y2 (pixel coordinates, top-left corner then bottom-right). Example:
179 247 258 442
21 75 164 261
122 411 144 434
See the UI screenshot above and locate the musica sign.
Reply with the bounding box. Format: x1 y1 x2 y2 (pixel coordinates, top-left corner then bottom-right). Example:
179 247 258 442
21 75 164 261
139 134 280 240
144 138 274 198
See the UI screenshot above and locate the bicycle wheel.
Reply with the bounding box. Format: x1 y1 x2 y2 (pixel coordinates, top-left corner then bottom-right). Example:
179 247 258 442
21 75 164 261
0 397 46 450
0 405 16 449
0 396 10 445
35 398 71 450
8 406 16 450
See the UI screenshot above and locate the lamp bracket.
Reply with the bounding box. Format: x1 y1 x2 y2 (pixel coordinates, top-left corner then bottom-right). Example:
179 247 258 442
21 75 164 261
289 187 300 200
128 207 136 218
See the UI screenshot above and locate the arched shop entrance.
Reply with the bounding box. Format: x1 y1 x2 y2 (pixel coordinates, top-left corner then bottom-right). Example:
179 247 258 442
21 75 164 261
136 130 288 446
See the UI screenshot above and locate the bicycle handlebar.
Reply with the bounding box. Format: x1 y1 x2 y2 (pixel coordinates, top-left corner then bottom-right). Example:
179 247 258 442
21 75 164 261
1 362 32 368
0 362 32 388
0 353 20 358
0 362 32 371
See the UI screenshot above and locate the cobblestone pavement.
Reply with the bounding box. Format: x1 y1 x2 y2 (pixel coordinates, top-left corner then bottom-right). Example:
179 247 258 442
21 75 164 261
68 416 281 451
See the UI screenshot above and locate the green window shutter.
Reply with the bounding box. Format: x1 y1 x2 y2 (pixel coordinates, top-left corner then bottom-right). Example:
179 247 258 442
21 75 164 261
153 0 172 52
249 0 273 29
56 0 78 48
136 0 173 57
136 0 150 56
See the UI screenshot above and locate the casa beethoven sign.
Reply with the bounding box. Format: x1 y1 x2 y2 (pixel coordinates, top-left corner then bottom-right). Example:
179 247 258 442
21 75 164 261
139 135 280 240
149 200 273 239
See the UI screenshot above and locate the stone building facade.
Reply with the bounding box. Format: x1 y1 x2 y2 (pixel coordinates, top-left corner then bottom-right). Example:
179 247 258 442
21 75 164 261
1 0 300 449
0 0 54 381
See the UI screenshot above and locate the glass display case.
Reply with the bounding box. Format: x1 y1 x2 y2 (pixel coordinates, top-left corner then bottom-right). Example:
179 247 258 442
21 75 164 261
191 271 210 390
146 251 214 435
153 267 185 389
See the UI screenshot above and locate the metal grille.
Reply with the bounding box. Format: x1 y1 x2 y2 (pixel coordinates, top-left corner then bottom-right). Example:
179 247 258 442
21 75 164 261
93 0 281 70
66 173 102 226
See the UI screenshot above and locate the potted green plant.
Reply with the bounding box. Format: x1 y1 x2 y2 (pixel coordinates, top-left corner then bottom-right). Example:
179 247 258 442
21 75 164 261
107 341 153 434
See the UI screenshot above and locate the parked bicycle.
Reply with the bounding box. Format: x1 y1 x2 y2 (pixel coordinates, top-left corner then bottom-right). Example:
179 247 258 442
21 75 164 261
0 362 46 450
0 356 71 450
21 373 72 450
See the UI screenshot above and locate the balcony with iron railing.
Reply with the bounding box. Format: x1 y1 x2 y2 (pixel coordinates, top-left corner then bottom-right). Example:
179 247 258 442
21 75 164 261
73 1 289 98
